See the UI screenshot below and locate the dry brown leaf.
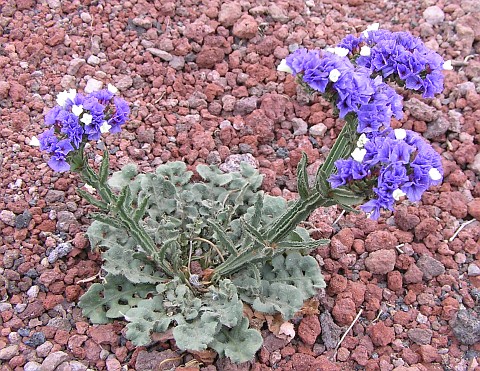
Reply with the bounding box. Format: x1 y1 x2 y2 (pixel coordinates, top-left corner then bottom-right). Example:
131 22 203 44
300 297 320 315
278 321 296 340
266 313 284 335
190 349 217 365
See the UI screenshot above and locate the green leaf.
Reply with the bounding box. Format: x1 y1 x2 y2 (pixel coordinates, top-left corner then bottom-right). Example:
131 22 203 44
124 296 174 346
270 252 326 298
197 164 232 186
173 319 219 351
77 188 109 211
251 282 304 319
317 115 358 182
330 187 364 206
231 264 261 293
210 317 263 363
155 161 192 185
91 213 124 230
78 274 155 324
296 152 310 199
241 219 266 247
276 239 329 250
108 163 138 190
208 220 238 257
250 193 263 228
117 185 133 210
99 150 110 184
202 279 243 328
86 220 126 250
102 239 165 284
133 195 150 222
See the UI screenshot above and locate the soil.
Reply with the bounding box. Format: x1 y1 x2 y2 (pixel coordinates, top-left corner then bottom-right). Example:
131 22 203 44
1 0 480 370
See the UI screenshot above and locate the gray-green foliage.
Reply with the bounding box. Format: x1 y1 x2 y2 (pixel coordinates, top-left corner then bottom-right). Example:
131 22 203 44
79 161 326 363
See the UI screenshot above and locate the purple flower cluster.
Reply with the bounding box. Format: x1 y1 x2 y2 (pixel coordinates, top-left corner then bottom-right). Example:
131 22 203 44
328 129 443 219
285 48 403 133
39 88 130 172
338 29 445 98
280 26 446 219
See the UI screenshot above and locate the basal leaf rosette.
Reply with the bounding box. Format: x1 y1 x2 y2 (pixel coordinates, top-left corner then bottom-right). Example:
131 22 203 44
80 161 326 363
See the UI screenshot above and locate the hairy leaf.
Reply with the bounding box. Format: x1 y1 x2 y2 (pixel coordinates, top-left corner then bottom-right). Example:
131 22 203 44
108 163 138 190
78 274 155 324
251 282 304 319
173 319 219 351
202 279 243 328
296 152 310 199
124 296 175 346
102 239 165 284
210 317 263 364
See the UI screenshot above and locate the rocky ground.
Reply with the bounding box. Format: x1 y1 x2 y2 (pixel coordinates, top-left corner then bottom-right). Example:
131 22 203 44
1 0 480 370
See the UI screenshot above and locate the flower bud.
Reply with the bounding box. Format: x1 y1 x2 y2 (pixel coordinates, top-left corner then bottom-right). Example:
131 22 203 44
356 134 369 148
100 121 112 133
30 136 40 147
108 83 119 94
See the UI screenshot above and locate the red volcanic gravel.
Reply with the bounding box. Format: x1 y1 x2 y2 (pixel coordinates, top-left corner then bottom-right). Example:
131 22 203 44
1 0 480 370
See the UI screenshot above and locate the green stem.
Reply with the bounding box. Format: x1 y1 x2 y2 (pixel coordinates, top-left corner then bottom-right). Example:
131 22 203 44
75 150 175 277
315 114 358 188
213 115 360 279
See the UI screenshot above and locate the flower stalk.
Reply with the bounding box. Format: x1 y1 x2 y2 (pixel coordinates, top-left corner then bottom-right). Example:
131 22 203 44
73 147 176 277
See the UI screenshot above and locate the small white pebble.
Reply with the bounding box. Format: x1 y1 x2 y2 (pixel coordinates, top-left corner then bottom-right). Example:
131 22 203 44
27 285 40 299
80 12 92 23
29 136 40 147
468 264 480 276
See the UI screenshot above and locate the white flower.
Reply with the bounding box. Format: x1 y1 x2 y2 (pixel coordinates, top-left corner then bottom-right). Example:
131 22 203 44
394 128 407 140
100 121 111 133
326 47 349 57
56 89 76 108
71 104 84 116
277 59 293 74
80 113 93 125
329 68 341 82
362 22 380 37
107 83 118 94
360 45 371 56
351 147 367 162
428 168 442 181
356 133 369 148
392 189 406 201
443 60 453 70
30 136 40 147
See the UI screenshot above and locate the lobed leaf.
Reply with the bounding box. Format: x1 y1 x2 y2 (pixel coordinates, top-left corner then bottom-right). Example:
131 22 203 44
78 274 155 324
210 317 263 364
